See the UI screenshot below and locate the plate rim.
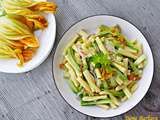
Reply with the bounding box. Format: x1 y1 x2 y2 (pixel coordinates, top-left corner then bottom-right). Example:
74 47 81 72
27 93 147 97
0 14 56 73
52 14 154 118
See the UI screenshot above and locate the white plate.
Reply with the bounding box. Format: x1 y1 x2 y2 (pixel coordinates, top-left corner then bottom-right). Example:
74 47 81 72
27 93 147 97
0 14 56 73
52 15 154 118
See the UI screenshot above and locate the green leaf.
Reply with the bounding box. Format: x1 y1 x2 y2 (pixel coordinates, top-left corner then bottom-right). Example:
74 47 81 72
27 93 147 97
89 53 111 67
95 63 101 68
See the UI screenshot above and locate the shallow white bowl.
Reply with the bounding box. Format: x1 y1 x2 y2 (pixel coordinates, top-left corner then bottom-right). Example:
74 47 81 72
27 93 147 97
52 15 154 118
0 14 56 73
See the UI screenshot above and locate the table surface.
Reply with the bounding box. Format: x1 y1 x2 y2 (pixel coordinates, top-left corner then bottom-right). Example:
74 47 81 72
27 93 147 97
0 0 160 120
